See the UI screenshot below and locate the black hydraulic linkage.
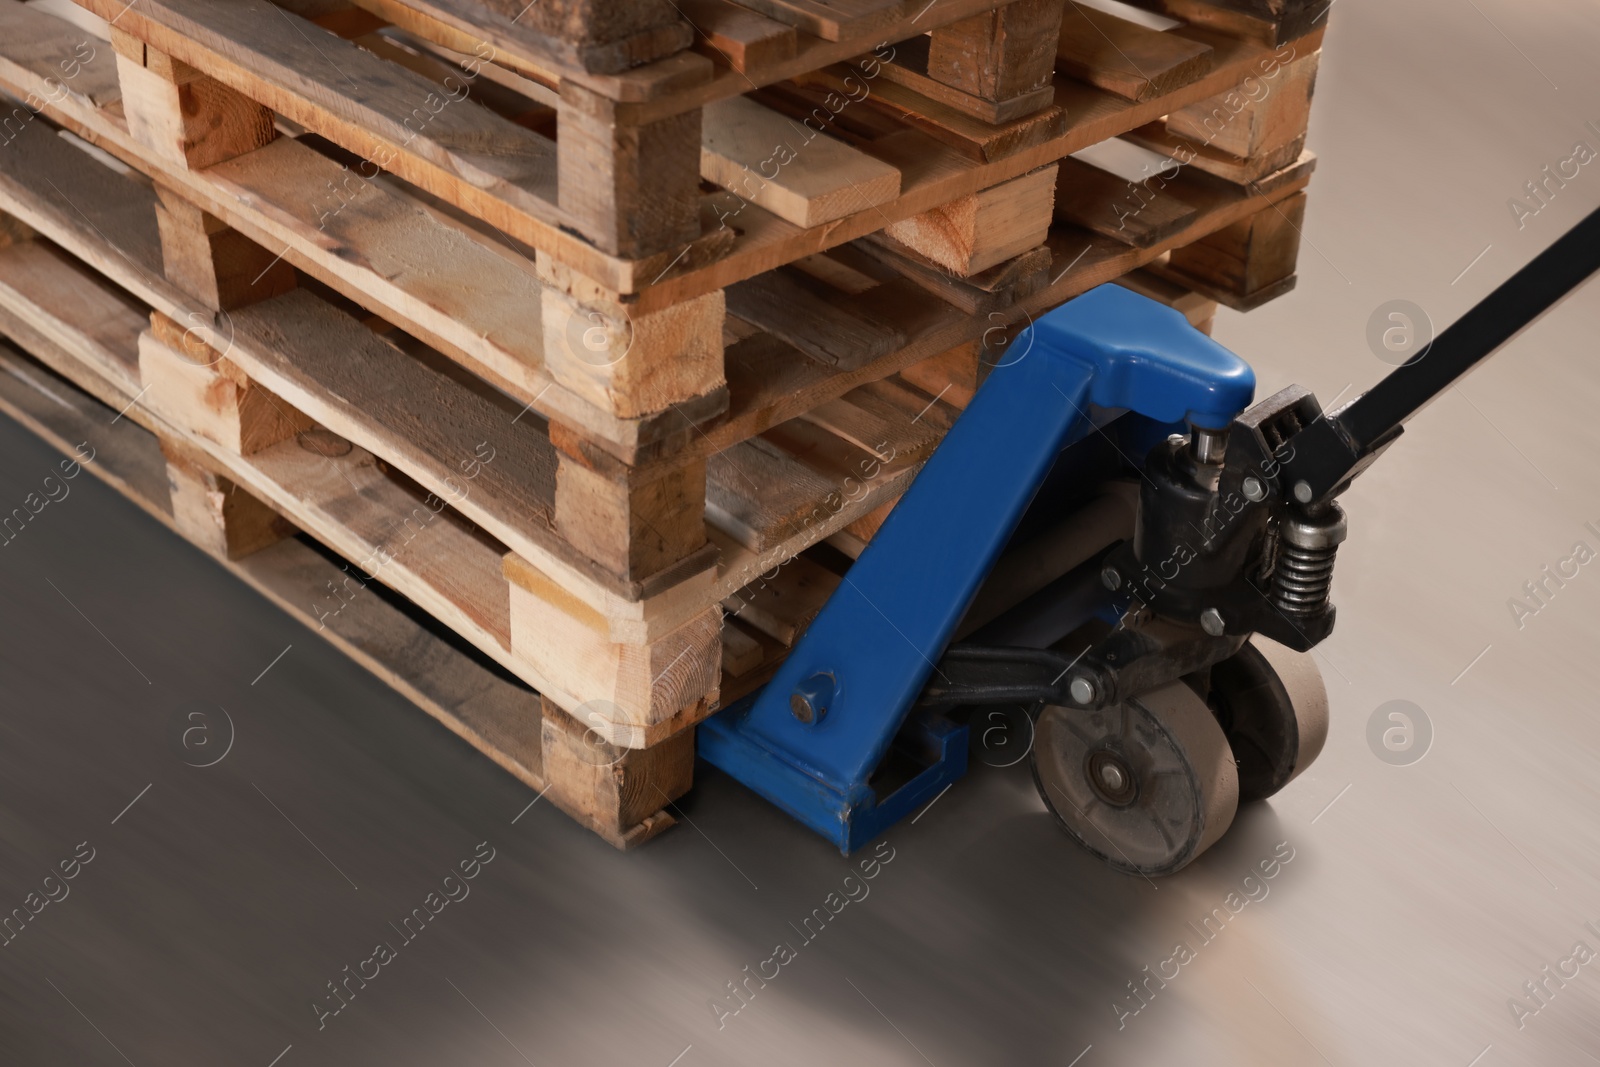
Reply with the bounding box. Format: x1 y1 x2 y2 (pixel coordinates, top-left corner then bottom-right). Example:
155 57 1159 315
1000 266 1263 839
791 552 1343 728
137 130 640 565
925 202 1600 716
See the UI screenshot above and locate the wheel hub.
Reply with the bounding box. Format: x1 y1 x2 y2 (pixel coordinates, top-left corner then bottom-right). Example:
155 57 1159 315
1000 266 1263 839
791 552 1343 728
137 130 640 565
1085 748 1137 806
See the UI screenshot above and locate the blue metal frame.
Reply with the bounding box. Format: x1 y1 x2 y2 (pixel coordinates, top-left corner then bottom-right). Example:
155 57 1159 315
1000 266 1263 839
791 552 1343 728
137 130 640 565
699 285 1257 852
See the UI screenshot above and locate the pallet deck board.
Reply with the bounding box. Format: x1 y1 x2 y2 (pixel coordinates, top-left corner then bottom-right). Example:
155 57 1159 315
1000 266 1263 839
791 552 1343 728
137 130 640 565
1056 2 1214 102
341 0 698 81
700 93 902 228
679 0 798 74
0 1 118 106
80 0 570 234
730 0 902 42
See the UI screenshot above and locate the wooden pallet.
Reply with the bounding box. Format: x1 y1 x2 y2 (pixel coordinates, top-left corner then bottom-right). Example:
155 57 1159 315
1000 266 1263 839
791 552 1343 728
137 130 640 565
0 0 1328 846
0 328 691 848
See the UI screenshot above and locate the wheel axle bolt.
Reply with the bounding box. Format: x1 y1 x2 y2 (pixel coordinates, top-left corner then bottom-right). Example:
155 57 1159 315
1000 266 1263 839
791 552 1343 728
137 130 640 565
1101 565 1121 591
1099 762 1127 792
1242 476 1266 502
1200 607 1226 636
1069 675 1097 705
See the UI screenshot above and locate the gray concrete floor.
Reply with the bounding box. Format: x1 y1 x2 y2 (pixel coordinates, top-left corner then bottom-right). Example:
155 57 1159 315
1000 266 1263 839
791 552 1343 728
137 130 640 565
4 1 1600 1064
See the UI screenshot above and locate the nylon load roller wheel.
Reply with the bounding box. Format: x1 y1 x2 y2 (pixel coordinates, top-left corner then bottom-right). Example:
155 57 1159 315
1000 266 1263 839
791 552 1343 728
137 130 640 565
1032 680 1239 877
1207 636 1329 803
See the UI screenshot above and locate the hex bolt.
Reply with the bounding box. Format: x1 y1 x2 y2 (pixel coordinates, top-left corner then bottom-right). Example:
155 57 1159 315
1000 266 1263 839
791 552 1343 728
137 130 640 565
790 672 836 725
1101 565 1122 591
1242 476 1266 502
1200 607 1226 636
1069 675 1098 705
1293 480 1314 504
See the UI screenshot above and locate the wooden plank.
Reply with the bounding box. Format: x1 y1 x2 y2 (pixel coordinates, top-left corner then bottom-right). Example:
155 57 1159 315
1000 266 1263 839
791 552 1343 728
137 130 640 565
796 65 1068 163
160 437 295 560
79 0 573 246
0 2 116 107
926 0 1063 109
884 163 1058 274
721 551 838 644
1117 0 1331 47
1161 47 1318 161
111 25 278 171
25 1 110 44
539 285 725 420
874 34 1055 125
538 694 692 840
679 0 797 73
557 82 703 258
138 319 317 456
342 0 696 76
1053 154 1198 247
1155 188 1305 309
1122 119 1303 184
1056 3 1213 101
503 560 722 748
700 93 901 227
899 340 983 409
0 238 142 392
719 616 766 677
730 0 902 42
724 268 905 370
855 238 1051 315
706 435 838 552
152 184 296 310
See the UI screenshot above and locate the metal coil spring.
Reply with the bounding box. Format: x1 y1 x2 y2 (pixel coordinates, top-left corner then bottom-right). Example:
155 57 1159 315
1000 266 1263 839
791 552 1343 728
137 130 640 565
1272 541 1339 616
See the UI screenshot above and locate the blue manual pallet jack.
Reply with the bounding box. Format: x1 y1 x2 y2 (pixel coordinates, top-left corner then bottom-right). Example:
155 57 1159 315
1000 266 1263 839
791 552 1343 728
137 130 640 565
701 207 1600 875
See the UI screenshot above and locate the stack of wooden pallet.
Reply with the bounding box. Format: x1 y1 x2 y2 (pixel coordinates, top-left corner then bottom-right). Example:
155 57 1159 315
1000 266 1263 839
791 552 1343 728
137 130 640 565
0 0 1328 845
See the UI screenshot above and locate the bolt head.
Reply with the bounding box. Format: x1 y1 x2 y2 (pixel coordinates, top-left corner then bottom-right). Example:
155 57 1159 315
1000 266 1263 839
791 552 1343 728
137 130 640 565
1098 761 1127 792
1101 565 1122 591
1200 607 1226 637
1242 476 1266 502
1293 480 1314 504
789 693 815 723
1069 675 1097 705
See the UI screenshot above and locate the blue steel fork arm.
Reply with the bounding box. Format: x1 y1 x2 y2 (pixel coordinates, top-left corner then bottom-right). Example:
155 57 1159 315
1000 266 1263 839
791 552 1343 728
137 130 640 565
698 285 1256 853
